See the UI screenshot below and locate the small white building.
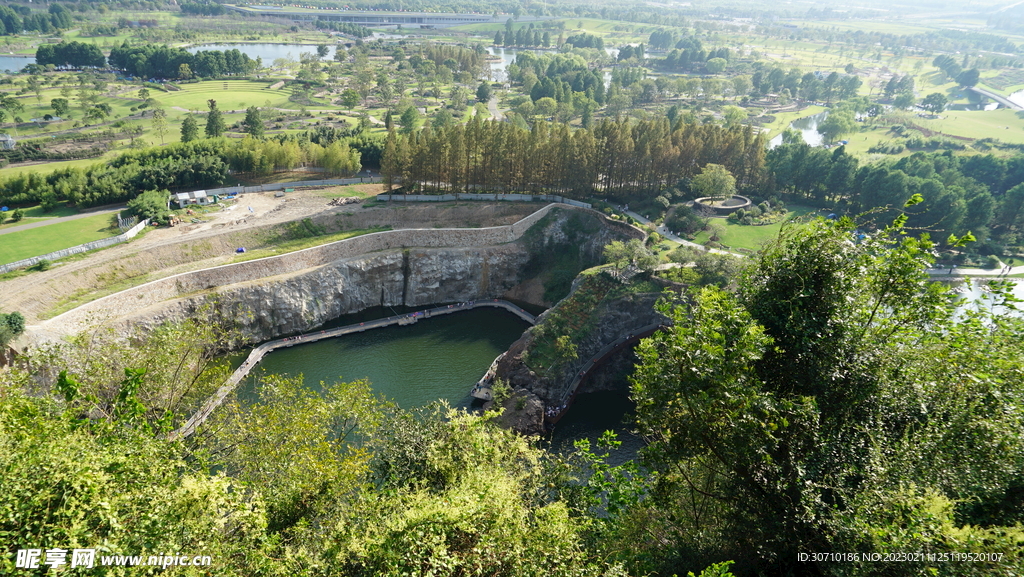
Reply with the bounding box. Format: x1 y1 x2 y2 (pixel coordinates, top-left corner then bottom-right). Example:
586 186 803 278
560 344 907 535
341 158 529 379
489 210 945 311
172 190 213 208
0 134 15 150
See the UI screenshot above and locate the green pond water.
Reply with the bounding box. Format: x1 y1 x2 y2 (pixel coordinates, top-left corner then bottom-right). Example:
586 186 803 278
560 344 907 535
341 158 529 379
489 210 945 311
236 306 644 460
239 307 532 410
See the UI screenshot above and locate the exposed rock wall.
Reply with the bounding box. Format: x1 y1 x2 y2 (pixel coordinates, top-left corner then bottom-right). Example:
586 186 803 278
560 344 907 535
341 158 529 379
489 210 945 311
134 243 531 343
37 204 642 346
495 291 667 405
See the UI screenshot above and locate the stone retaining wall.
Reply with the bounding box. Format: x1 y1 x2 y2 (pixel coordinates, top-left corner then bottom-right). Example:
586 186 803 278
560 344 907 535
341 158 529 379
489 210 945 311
43 204 570 333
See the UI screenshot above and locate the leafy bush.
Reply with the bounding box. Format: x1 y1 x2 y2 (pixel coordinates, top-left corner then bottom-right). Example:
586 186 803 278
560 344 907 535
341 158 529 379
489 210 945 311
0 311 26 347
868 142 906 154
126 189 172 223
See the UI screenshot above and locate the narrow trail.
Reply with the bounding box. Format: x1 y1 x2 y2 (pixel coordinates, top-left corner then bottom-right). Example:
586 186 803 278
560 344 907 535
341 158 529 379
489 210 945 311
487 94 501 120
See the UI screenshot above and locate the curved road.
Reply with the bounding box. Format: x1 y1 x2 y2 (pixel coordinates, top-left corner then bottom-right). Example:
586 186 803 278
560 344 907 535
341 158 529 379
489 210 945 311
624 209 744 257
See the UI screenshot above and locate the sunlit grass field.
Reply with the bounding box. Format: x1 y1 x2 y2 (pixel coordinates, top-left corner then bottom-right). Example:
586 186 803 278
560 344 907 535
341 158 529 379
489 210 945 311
158 80 292 112
0 212 116 265
691 205 820 252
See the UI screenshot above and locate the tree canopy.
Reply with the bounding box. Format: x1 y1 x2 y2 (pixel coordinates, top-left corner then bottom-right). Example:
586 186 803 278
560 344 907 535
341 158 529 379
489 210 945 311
628 209 1024 574
692 163 737 199
35 41 105 69
603 239 657 272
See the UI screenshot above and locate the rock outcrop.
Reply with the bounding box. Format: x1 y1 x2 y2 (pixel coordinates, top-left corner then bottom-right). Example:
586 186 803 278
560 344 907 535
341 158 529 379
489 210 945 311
492 272 679 431
137 243 532 344
492 388 545 437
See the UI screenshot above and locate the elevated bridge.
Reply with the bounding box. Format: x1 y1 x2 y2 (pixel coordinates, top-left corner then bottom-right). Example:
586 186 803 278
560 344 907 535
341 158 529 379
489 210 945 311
967 86 1023 110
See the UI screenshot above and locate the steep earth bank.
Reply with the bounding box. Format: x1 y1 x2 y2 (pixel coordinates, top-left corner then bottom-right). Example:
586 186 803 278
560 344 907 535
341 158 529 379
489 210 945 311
33 205 641 347
3 198 540 324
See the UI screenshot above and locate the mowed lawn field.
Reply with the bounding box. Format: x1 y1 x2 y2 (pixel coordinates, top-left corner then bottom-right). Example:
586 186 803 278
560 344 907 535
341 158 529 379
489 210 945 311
916 109 1024 144
160 80 295 112
0 213 117 265
692 205 820 252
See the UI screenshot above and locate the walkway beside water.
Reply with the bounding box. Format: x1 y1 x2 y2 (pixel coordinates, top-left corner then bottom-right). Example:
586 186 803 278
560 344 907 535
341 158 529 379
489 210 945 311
170 299 536 439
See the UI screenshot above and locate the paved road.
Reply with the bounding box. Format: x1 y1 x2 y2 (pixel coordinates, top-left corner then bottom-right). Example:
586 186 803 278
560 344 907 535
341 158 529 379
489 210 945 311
487 95 501 120
926 264 1024 277
0 205 126 236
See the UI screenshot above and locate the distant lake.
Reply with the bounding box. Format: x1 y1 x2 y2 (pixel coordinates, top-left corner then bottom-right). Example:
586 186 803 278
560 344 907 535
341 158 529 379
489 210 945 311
0 55 34 73
769 110 828 148
1004 89 1024 109
186 43 323 63
950 278 1024 318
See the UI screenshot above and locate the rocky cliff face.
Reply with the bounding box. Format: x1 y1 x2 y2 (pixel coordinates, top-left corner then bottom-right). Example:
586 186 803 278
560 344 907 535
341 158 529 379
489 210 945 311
82 205 643 347
495 289 667 406
132 243 532 344
491 270 675 424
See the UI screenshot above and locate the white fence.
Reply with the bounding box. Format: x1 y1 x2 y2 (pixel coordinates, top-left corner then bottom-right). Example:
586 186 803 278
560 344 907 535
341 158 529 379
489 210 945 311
0 218 150 274
375 192 591 209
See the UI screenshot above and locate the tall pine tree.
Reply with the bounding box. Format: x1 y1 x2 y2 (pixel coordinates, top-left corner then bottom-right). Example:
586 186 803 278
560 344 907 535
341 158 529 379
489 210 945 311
205 99 225 138
180 114 199 142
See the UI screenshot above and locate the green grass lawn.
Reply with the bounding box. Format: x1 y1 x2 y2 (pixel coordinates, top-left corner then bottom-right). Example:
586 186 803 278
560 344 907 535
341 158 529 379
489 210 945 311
838 123 902 158
790 19 940 35
0 212 118 265
0 155 114 179
915 109 1024 144
835 108 1024 159
0 204 79 227
160 80 297 112
692 205 819 252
